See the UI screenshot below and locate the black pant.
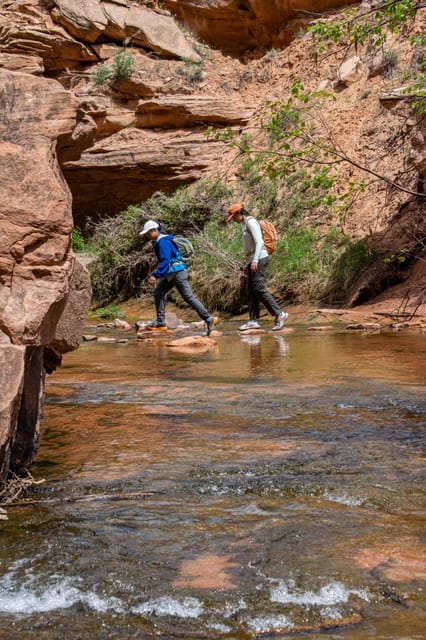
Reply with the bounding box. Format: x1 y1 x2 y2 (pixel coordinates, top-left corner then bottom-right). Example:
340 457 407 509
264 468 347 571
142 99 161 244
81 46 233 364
247 257 281 320
154 270 210 324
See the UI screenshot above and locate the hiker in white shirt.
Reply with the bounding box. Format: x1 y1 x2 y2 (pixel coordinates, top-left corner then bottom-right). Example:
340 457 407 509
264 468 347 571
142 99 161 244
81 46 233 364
227 203 288 331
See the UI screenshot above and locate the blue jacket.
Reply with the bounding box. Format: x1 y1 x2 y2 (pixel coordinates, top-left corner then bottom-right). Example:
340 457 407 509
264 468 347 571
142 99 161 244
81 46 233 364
152 234 185 278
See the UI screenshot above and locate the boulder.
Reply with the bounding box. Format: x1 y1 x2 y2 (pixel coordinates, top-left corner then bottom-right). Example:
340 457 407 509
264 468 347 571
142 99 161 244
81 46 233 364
125 4 201 62
166 335 216 354
0 70 77 344
103 1 128 41
51 0 108 42
367 50 385 78
50 0 201 61
337 56 365 85
51 258 93 354
0 345 25 481
113 318 132 330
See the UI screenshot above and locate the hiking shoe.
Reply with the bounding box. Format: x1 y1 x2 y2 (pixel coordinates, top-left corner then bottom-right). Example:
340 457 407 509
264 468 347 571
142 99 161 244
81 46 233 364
239 320 261 331
146 321 168 331
206 316 219 336
272 311 288 331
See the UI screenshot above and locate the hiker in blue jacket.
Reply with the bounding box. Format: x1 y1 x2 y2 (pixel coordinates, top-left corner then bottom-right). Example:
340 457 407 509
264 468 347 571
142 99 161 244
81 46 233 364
140 220 218 335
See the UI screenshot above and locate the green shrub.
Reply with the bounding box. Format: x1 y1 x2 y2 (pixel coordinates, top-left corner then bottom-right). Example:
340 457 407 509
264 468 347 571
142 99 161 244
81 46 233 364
325 237 377 302
89 180 233 306
91 48 133 87
92 64 112 86
112 48 133 80
137 178 232 233
88 205 149 306
71 227 85 252
383 48 399 78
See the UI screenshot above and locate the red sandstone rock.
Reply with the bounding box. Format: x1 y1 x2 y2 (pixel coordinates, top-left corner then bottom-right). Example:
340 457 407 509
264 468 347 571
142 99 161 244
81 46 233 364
166 335 216 353
0 69 91 486
163 0 357 52
51 0 201 61
0 70 77 344
0 1 96 70
63 128 227 225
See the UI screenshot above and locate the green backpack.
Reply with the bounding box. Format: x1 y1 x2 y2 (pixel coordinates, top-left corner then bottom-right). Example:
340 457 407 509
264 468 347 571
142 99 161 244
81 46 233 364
172 235 194 268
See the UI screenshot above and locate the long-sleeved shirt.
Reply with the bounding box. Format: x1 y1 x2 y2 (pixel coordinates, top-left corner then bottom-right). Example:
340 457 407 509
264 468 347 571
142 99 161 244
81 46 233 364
242 216 268 266
152 234 185 278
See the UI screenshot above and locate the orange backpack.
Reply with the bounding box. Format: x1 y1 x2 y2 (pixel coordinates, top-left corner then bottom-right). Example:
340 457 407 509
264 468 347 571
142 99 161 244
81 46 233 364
250 218 278 254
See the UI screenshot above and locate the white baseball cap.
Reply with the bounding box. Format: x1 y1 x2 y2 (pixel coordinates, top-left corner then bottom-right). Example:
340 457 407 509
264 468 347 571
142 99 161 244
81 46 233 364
139 220 159 236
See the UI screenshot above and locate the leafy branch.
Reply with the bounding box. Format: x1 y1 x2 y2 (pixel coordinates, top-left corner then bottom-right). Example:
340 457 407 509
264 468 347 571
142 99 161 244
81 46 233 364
206 79 424 218
307 0 423 50
307 0 426 115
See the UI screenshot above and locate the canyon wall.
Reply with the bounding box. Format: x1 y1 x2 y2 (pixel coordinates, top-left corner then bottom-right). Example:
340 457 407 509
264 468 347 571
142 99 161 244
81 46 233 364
0 69 91 487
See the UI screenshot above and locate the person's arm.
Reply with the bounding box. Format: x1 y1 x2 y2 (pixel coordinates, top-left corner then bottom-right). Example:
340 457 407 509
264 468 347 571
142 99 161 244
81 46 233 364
152 237 174 278
247 218 264 267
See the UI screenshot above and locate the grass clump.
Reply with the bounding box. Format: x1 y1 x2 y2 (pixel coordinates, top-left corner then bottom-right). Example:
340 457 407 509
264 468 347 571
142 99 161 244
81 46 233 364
112 48 134 80
190 220 245 314
177 58 204 85
383 48 399 78
90 305 124 321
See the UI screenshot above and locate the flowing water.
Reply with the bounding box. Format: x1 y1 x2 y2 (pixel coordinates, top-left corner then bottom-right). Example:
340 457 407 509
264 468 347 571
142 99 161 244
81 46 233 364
1 323 425 639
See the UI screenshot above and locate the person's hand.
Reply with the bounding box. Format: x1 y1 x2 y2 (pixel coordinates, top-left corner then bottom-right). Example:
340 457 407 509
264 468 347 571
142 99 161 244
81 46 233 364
148 275 156 286
251 262 258 272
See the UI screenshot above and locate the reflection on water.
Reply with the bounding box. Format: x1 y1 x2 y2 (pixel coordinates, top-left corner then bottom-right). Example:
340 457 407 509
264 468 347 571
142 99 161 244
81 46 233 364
0 328 425 639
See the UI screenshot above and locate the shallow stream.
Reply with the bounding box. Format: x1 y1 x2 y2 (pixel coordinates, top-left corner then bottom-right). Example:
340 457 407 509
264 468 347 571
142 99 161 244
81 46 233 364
1 323 425 639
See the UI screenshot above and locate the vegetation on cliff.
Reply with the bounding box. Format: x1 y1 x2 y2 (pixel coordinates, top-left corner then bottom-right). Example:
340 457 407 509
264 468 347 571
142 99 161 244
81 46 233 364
88 168 374 313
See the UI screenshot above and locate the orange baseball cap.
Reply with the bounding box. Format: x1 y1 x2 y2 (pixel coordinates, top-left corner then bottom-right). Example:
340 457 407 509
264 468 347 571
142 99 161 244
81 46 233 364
227 203 244 222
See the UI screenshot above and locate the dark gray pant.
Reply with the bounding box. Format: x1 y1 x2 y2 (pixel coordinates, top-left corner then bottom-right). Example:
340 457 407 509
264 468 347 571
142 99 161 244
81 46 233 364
247 257 281 320
154 270 210 324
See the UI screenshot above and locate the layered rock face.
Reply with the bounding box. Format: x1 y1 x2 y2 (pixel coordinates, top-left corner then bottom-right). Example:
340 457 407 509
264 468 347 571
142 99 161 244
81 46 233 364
0 0 255 224
0 0 366 226
163 0 357 51
0 69 91 486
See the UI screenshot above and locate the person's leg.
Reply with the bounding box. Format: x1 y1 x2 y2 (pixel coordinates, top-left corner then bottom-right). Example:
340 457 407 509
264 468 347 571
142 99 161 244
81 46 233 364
153 276 174 325
238 266 261 330
251 258 281 318
174 270 210 321
247 267 260 320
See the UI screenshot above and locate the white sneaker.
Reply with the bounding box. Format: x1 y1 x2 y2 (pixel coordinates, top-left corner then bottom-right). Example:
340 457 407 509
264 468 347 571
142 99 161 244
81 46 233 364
272 311 288 331
239 320 261 331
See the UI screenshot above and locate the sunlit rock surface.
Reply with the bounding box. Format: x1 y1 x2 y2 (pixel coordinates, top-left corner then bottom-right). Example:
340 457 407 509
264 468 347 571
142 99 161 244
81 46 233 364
0 69 91 486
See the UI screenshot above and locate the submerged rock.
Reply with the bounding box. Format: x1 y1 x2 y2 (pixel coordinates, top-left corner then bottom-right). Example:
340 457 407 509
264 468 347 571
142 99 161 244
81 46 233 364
166 335 216 354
